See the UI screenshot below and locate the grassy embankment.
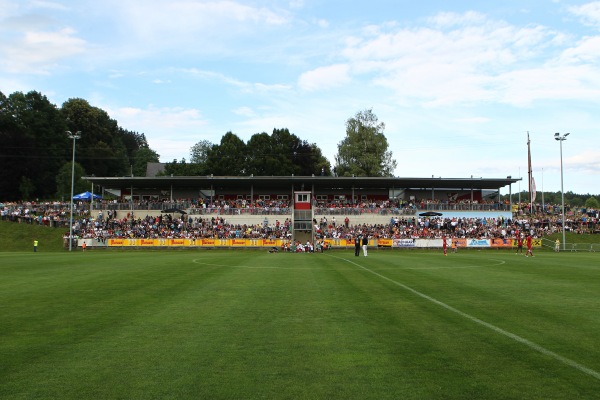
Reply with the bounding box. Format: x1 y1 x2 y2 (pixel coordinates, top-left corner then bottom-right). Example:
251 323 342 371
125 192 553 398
0 220 598 253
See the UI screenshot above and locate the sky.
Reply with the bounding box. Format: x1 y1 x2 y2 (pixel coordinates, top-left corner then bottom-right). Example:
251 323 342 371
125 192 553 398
1 0 599 196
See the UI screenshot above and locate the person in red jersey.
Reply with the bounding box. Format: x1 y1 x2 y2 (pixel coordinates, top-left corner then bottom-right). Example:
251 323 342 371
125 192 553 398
516 234 524 255
525 234 534 257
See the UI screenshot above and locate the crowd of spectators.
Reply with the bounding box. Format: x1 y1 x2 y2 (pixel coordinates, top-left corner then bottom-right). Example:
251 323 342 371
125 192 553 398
61 212 598 243
2 199 598 242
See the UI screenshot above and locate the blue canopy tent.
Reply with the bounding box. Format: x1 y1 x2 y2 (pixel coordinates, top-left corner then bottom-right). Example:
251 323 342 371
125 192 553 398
72 191 102 201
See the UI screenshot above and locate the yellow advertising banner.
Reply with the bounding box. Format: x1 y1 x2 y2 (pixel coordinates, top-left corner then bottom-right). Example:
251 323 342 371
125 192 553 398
168 239 185 247
377 238 393 247
511 238 542 247
104 237 541 249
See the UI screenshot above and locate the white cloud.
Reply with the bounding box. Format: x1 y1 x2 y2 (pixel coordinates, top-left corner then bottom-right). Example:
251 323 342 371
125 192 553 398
30 1 69 11
289 0 305 10
315 18 329 28
298 64 350 91
333 11 600 107
105 105 210 161
232 106 255 117
568 150 600 175
182 68 291 93
111 105 206 131
560 35 600 63
453 117 491 124
427 11 487 28
0 27 86 73
568 1 600 28
112 0 290 45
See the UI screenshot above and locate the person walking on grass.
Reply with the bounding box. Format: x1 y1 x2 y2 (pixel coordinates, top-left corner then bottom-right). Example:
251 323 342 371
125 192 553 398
33 239 38 252
516 234 524 255
525 234 534 257
362 234 368 257
354 235 361 257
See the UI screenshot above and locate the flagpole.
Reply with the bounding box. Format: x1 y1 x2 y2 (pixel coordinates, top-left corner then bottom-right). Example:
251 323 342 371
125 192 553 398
541 168 544 213
518 167 521 213
527 132 533 214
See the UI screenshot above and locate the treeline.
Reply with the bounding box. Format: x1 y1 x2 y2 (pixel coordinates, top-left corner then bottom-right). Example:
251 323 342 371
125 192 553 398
162 130 331 177
0 91 159 201
500 191 600 209
163 108 396 178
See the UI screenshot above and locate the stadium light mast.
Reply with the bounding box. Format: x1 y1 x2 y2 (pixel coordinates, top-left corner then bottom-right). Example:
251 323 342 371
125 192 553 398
555 132 569 251
67 130 81 252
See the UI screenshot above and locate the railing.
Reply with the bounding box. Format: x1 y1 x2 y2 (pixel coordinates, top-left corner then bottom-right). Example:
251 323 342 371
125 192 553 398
419 203 512 212
313 207 416 216
1 201 518 218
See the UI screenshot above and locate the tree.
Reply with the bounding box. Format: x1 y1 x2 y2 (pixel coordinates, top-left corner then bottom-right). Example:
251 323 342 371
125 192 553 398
55 161 87 201
190 139 213 164
0 91 68 199
132 147 160 177
246 132 279 175
205 132 247 175
245 128 332 176
161 158 206 176
61 98 129 177
19 176 35 200
334 109 397 177
585 196 600 209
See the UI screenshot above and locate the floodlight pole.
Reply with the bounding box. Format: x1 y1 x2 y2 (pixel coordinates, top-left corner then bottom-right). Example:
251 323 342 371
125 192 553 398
67 130 81 252
555 132 569 251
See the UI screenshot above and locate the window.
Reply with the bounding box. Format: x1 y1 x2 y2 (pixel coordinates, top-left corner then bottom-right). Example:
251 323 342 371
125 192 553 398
296 193 309 203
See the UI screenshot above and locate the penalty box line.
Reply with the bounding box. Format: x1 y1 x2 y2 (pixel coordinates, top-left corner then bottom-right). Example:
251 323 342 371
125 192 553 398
329 255 600 382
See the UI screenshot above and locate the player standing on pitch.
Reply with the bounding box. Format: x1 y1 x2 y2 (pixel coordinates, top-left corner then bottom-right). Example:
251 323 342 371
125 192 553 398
354 235 361 257
525 234 534 257
516 234 524 255
442 235 447 256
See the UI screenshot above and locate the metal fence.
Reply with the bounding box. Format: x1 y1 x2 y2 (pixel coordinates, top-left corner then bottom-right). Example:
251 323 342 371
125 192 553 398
541 238 598 252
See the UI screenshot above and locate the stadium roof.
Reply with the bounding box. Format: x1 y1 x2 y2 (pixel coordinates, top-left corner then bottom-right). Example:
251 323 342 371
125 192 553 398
84 175 520 191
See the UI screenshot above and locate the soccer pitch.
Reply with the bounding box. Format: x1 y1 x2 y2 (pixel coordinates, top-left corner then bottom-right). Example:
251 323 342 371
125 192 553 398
1 249 599 399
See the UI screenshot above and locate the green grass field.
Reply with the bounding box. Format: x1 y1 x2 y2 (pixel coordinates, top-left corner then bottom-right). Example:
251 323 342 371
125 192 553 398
1 248 599 399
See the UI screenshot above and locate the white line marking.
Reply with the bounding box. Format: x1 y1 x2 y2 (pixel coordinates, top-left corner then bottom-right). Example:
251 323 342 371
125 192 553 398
330 255 600 381
192 259 319 270
375 258 506 270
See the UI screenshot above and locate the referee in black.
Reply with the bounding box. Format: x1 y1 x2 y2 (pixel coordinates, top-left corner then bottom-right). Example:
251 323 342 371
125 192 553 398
354 235 361 256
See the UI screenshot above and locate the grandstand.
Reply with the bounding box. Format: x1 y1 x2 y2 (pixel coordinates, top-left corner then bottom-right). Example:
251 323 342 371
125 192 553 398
78 175 517 245
85 175 516 217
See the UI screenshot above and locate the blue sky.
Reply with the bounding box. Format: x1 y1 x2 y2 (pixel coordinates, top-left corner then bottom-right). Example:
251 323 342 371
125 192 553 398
1 0 599 196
